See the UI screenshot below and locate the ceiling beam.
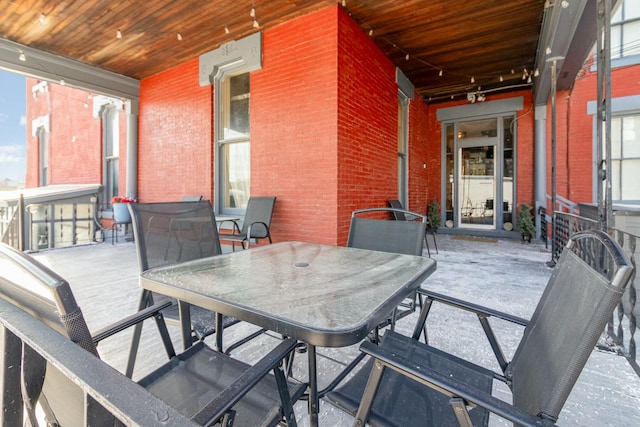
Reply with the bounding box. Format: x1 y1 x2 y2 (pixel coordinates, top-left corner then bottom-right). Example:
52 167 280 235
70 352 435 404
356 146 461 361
0 38 139 100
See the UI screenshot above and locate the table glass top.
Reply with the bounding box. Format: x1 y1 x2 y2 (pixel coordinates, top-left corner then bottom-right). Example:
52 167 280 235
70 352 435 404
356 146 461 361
141 241 436 346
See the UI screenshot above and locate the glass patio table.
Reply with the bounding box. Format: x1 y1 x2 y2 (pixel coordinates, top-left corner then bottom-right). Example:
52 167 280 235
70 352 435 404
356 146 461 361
139 241 437 426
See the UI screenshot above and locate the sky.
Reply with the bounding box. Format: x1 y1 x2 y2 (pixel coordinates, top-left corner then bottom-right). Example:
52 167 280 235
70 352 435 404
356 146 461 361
0 70 26 183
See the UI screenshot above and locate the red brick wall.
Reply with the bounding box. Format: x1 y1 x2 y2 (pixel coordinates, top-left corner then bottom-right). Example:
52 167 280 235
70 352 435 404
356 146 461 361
336 6 399 244
25 78 127 193
138 58 213 202
251 6 339 245
136 5 431 245
409 94 432 214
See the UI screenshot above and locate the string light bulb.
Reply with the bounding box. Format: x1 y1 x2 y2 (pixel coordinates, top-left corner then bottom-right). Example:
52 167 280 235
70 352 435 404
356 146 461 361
527 75 532 83
177 33 182 41
534 68 540 77
225 26 230 34
253 19 259 28
116 29 122 39
39 13 46 24
18 51 26 62
250 7 256 18
499 75 503 82
342 0 346 6
59 79 65 86
369 29 373 36
470 76 475 83
546 46 552 55
439 69 443 77
405 54 410 61
561 0 569 8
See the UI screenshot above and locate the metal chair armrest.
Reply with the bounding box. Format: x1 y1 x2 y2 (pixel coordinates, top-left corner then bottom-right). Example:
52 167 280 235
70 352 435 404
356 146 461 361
91 301 172 343
191 337 299 425
358 340 557 427
417 289 529 327
218 219 241 235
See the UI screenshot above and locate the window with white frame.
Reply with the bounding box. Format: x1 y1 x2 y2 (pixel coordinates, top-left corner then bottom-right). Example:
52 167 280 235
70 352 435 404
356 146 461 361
216 71 250 213
611 114 640 202
612 0 640 60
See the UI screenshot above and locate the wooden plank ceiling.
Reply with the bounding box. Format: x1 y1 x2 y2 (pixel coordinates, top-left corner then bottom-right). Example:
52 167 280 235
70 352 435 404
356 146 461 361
0 0 546 103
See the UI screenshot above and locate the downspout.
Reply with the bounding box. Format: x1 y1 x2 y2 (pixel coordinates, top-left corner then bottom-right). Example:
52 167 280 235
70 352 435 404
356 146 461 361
125 99 138 200
534 105 547 238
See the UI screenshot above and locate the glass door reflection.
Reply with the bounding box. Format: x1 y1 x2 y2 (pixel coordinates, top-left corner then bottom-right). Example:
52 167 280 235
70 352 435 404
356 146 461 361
459 145 496 228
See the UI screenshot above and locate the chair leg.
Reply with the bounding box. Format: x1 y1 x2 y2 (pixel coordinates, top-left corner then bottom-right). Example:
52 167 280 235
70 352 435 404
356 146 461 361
424 235 431 257
431 232 438 254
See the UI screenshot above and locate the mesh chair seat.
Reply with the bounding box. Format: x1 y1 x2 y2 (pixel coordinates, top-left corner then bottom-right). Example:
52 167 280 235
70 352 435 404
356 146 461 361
326 330 492 427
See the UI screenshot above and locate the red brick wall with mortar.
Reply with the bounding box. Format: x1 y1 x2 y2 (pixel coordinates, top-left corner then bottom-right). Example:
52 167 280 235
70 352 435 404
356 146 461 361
25 79 126 190
251 6 339 245
335 6 401 244
138 58 213 203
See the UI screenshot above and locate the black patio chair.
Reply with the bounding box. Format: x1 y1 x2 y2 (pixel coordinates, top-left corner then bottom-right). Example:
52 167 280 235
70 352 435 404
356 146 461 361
126 201 262 377
387 199 438 256
218 196 276 251
348 207 426 331
0 242 303 427
326 230 634 427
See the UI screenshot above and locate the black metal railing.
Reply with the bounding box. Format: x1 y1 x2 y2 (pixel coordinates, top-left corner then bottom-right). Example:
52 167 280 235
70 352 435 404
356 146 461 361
553 211 639 377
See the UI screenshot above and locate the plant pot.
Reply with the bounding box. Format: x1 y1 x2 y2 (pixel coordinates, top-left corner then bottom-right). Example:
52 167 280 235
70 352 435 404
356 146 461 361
521 232 532 243
113 203 131 223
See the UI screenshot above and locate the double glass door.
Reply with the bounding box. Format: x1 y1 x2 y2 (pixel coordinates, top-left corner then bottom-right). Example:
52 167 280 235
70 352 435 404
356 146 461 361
444 117 514 231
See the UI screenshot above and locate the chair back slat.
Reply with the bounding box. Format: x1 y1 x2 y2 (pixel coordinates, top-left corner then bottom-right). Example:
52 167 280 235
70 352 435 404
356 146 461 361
129 201 222 272
387 200 408 221
239 197 276 239
509 230 633 419
348 208 425 256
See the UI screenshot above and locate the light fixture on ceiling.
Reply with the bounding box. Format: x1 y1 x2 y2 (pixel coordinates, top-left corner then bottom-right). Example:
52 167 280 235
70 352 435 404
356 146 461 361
18 50 26 61
116 29 122 39
467 91 486 103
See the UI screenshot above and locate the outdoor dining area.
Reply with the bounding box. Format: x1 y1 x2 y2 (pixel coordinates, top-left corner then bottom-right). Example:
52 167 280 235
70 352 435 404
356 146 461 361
1 200 639 426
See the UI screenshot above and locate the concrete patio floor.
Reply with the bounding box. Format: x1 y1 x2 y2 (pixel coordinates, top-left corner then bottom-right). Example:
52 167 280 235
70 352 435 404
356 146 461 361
31 234 640 426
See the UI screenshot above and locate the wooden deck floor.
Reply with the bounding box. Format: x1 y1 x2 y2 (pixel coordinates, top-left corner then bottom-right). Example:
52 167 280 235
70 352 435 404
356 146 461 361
31 236 640 426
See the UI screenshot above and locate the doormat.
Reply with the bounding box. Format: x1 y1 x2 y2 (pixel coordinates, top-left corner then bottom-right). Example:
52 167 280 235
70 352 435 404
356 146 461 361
453 235 498 243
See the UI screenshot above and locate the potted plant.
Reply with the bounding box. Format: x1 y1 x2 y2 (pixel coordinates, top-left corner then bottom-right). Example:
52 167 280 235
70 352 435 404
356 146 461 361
110 196 135 223
427 198 441 232
517 203 536 242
